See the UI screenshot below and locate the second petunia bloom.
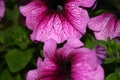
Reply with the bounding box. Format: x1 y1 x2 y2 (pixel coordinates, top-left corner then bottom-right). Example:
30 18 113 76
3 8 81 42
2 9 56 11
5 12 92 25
19 0 95 43
26 38 104 80
88 12 120 41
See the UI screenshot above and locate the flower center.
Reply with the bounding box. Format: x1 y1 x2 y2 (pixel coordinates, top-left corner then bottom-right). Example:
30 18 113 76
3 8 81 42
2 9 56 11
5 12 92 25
53 54 72 79
61 60 72 79
62 61 71 70
46 0 66 11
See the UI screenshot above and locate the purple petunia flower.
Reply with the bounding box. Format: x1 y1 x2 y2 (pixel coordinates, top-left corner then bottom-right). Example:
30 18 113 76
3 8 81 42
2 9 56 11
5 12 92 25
0 0 5 20
19 0 96 43
88 12 120 41
95 45 106 64
26 38 104 80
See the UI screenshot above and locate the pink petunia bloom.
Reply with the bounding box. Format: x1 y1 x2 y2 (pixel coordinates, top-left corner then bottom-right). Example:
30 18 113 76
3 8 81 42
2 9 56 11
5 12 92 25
19 0 96 43
88 12 120 41
0 0 5 20
26 38 104 80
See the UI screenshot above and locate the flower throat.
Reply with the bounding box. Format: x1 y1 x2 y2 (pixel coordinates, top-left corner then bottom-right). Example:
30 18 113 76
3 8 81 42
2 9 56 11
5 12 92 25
46 0 66 11
61 60 71 80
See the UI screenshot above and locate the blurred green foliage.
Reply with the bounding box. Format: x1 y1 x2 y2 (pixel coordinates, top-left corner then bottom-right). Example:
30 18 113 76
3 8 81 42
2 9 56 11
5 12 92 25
0 0 120 80
0 0 43 80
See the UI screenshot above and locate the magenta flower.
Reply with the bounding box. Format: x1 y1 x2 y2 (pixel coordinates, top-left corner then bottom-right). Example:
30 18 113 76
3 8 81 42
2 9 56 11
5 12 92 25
95 45 106 64
26 38 104 80
19 0 95 43
88 12 120 41
0 0 5 20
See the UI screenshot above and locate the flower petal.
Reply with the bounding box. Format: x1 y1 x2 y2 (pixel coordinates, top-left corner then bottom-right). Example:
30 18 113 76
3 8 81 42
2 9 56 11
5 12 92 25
65 2 89 34
116 20 120 37
0 0 5 20
72 63 93 80
90 65 104 80
19 1 47 30
65 38 84 48
95 45 106 64
88 13 109 32
56 39 84 61
37 57 43 69
71 0 96 7
26 69 38 80
57 46 98 71
43 39 57 58
71 48 98 70
38 58 59 80
88 12 120 40
72 64 104 80
30 12 84 43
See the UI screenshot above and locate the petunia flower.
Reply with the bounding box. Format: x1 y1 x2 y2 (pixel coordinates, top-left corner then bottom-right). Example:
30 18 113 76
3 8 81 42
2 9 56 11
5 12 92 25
95 45 106 64
0 0 5 20
19 0 96 43
26 38 104 80
88 12 120 41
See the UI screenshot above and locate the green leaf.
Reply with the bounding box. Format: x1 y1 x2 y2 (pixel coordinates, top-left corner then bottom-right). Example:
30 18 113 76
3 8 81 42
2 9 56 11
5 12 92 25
106 39 119 57
104 57 120 64
40 50 44 58
0 69 22 80
6 5 20 25
14 74 22 80
5 49 33 72
104 58 116 64
0 27 13 44
94 9 107 15
11 26 31 49
115 68 120 76
83 33 106 49
106 72 120 80
0 69 13 80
